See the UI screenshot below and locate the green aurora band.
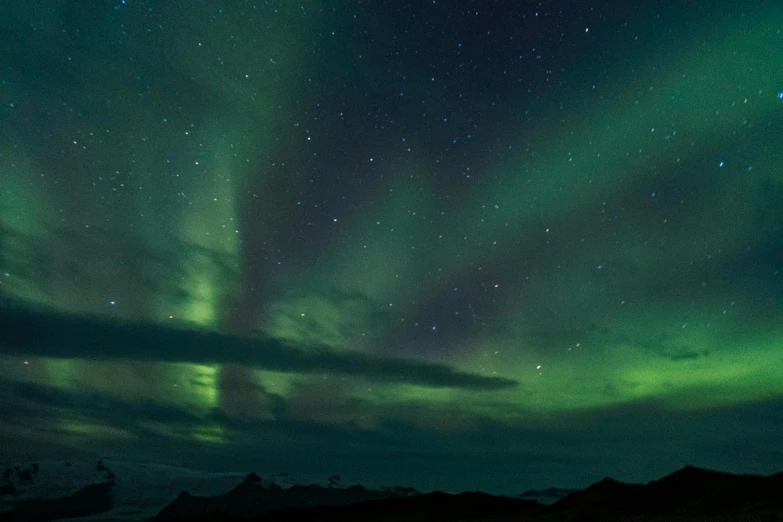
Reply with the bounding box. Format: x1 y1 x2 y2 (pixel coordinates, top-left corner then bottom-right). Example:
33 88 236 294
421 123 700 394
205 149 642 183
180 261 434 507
1 2 783 459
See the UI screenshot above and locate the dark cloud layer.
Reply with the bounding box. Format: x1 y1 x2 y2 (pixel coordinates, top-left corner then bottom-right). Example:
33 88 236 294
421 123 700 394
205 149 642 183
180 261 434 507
3 376 783 495
0 303 516 390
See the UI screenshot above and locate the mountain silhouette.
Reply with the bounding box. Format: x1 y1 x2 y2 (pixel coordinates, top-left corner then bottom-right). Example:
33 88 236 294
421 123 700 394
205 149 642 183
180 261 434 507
154 474 399 520
643 465 783 515
153 465 783 521
261 491 542 522
0 481 113 522
519 486 578 500
549 476 646 513
156 487 541 522
551 465 783 520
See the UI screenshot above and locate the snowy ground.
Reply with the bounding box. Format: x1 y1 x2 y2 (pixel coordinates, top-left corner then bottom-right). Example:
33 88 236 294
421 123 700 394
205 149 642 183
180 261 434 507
0 459 325 521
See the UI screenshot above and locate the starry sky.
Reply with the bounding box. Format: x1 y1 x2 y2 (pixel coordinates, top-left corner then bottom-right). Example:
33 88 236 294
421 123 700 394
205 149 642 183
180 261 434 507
2 0 783 494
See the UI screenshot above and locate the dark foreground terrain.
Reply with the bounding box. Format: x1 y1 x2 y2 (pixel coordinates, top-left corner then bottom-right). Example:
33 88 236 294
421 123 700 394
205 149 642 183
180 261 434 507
0 480 113 522
153 465 783 522
2 464 783 521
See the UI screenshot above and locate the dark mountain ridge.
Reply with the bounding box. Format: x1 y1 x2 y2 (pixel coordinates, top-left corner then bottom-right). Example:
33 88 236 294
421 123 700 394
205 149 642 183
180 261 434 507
155 487 542 522
154 473 402 521
0 481 113 522
155 465 783 521
4 464 781 521
551 465 783 519
519 486 578 499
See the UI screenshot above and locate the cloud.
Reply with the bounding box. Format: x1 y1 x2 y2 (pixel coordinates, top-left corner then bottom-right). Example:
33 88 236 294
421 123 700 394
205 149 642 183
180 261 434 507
0 225 237 310
0 303 517 391
5 376 783 495
662 349 710 361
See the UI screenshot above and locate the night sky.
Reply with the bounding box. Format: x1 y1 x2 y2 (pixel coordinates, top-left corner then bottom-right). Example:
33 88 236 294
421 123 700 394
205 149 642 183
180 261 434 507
2 0 783 494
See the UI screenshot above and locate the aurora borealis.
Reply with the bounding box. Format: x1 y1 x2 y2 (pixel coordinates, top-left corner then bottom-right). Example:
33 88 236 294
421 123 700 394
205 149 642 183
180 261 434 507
2 0 783 494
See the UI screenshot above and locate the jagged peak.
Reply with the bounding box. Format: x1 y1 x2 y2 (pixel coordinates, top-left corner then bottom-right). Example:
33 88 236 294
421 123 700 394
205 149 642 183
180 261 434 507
243 472 262 484
590 477 629 488
654 465 735 484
